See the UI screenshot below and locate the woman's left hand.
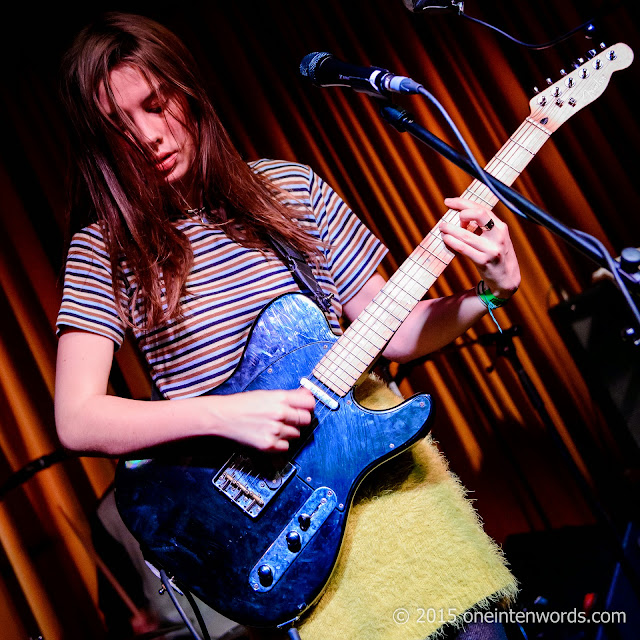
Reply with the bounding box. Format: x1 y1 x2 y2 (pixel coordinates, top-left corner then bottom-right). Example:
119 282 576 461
438 196 521 299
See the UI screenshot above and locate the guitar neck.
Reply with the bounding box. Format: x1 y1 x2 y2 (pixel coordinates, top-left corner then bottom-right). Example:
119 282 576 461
312 43 633 397
312 117 550 396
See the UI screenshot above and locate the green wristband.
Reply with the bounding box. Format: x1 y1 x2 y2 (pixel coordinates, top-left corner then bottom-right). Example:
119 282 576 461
476 280 511 310
476 280 512 332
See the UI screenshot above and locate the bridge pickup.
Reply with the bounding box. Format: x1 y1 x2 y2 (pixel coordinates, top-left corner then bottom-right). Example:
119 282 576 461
212 454 296 518
249 487 338 592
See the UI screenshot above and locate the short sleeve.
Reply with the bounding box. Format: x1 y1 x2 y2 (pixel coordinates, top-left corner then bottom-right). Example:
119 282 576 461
56 225 127 347
307 167 388 303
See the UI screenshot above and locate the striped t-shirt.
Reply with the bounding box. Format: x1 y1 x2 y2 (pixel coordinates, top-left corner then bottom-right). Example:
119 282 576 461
56 160 388 399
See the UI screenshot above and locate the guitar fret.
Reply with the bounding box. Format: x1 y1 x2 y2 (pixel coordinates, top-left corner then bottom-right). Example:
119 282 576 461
415 245 448 266
499 140 531 167
524 116 551 135
510 127 548 155
312 363 351 389
375 289 406 315
410 245 440 268
347 329 381 358
402 256 439 282
510 128 542 150
490 155 523 177
327 344 366 379
358 310 396 342
393 272 428 301
313 361 355 394
462 184 495 208
414 243 451 271
335 340 371 369
413 263 441 283
488 152 522 178
349 319 389 350
414 237 451 265
378 286 414 313
367 303 403 330
370 298 404 324
322 342 363 372
426 227 456 252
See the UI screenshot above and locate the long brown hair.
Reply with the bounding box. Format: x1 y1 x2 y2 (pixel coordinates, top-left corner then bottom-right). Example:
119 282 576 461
59 12 319 329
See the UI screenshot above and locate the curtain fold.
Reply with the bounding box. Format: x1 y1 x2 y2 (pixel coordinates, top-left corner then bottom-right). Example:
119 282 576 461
1 1 638 636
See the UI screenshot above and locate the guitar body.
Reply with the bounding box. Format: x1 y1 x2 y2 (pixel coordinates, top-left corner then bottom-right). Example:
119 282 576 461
115 293 433 627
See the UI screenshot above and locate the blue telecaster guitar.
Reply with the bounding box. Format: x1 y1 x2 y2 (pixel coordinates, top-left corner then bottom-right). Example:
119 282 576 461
115 45 633 628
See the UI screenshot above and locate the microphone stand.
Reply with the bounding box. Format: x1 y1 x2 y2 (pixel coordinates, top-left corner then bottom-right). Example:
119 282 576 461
375 100 640 620
377 101 640 334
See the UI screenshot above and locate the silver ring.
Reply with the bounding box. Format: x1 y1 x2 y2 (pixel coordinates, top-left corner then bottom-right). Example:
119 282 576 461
479 218 495 232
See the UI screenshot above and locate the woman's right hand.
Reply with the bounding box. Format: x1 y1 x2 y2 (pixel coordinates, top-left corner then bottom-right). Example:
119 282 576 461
208 388 316 452
55 330 316 455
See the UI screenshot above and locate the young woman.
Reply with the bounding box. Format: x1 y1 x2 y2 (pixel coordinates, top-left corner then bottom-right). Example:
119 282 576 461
55 12 520 640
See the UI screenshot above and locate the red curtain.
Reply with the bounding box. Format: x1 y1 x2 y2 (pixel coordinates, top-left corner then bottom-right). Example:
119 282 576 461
1 1 639 636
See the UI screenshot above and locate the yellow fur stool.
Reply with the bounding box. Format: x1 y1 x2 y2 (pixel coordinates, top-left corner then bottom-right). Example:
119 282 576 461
292 376 518 640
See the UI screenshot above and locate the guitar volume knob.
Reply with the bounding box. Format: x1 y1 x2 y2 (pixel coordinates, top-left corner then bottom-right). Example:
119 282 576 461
286 530 302 552
257 564 274 587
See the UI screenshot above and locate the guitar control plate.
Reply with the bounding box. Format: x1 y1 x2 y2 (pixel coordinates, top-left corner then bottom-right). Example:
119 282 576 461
249 487 337 592
213 453 297 518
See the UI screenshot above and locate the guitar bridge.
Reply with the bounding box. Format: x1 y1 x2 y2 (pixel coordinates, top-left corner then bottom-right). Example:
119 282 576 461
213 453 296 518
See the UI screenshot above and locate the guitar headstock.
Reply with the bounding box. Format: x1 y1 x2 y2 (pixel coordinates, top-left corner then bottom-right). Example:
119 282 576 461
528 43 634 132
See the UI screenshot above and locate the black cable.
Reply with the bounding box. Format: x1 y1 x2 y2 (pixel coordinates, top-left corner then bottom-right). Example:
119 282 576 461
460 12 597 50
441 1 626 51
415 84 530 224
184 589 212 640
288 628 302 639
159 569 204 640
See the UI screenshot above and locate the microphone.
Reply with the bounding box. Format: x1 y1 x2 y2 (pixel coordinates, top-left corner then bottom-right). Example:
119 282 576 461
299 52 423 96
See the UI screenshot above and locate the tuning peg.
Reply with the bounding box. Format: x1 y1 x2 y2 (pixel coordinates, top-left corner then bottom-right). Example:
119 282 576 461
587 49 597 59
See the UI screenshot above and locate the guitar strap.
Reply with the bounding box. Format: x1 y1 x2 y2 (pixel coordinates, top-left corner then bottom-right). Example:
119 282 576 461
149 237 333 401
268 235 334 313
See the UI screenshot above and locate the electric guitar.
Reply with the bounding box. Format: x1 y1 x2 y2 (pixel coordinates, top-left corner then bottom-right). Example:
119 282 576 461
115 44 633 628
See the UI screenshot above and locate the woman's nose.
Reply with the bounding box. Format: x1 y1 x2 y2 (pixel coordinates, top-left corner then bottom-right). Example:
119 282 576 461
136 115 163 146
